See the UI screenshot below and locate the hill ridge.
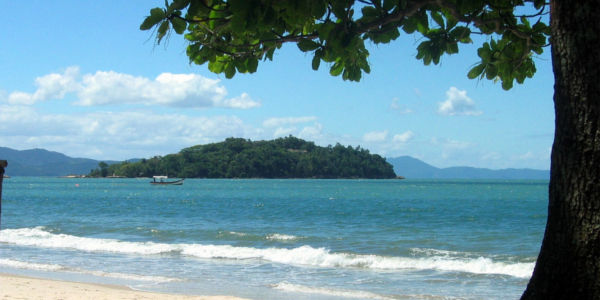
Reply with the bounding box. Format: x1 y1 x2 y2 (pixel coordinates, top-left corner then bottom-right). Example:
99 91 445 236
387 156 549 179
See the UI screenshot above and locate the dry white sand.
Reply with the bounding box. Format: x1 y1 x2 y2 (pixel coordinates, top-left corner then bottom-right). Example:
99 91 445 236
0 273 250 300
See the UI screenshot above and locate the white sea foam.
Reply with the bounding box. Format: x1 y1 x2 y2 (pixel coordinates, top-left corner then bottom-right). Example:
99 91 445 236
272 282 458 300
410 248 469 257
0 258 178 283
0 227 178 255
0 227 534 278
0 258 66 272
266 233 300 241
272 282 396 299
227 231 248 237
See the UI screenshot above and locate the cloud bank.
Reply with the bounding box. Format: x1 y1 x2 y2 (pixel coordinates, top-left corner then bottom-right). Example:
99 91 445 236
0 104 257 159
5 67 260 109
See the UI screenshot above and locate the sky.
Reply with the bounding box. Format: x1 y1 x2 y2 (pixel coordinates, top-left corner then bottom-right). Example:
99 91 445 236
0 1 555 170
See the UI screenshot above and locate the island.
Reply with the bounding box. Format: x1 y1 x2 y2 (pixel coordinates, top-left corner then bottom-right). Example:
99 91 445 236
89 136 396 179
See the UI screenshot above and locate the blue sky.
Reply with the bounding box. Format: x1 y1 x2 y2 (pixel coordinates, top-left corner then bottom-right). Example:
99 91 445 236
0 1 554 170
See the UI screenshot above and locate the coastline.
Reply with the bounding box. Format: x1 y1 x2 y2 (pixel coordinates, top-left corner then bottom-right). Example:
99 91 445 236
0 273 250 300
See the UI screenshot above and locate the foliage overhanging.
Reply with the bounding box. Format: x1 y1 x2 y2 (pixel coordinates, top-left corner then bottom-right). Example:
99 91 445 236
141 0 550 90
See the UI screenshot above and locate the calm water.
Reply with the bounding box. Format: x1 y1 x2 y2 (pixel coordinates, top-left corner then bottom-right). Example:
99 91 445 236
0 177 547 299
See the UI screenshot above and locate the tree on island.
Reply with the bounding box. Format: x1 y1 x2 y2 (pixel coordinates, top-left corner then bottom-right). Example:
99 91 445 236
141 1 599 298
90 136 396 179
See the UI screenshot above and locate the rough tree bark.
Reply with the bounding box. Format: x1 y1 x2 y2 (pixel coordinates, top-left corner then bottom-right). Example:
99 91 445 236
521 1 600 299
0 160 6 230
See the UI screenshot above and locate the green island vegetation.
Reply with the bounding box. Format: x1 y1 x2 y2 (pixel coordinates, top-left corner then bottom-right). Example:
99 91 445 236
89 136 396 179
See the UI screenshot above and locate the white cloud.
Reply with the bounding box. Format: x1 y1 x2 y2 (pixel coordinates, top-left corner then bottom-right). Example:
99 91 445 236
262 116 318 128
0 105 257 160
221 93 261 109
393 131 414 143
5 67 259 109
263 116 323 140
437 87 482 116
363 130 388 142
298 123 323 141
7 66 80 105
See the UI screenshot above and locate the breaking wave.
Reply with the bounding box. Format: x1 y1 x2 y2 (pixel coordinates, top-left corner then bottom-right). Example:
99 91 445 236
266 233 302 241
0 227 534 278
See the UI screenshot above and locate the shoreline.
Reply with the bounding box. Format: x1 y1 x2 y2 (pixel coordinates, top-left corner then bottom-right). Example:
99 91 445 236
0 273 250 300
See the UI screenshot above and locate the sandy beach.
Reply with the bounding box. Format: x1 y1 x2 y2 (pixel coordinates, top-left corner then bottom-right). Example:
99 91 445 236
0 273 250 300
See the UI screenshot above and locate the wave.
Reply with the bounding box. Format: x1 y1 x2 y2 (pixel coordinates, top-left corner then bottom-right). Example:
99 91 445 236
271 283 456 300
218 231 302 242
266 233 301 241
0 227 178 255
272 282 396 299
224 231 249 237
0 227 534 278
0 258 65 272
0 258 179 282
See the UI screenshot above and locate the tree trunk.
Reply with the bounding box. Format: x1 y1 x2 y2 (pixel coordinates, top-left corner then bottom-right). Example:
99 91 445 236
0 160 6 230
521 1 600 299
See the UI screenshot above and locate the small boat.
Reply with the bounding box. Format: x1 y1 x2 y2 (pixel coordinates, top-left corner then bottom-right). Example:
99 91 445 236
150 175 184 185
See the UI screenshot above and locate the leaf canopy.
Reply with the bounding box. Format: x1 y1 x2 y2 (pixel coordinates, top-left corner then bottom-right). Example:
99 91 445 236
141 0 549 89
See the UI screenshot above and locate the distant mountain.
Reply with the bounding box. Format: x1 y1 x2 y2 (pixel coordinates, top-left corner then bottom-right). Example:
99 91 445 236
387 156 549 179
0 147 118 176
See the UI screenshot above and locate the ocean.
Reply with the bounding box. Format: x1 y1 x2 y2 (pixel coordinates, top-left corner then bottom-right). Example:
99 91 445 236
0 177 547 299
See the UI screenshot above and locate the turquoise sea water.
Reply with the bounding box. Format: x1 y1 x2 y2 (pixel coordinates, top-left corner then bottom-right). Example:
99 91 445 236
0 177 547 299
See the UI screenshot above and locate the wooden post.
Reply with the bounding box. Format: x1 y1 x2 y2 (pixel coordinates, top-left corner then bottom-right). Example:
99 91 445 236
0 160 6 229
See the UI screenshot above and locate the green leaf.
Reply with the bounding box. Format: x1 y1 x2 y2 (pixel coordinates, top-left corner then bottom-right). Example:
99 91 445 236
485 64 498 79
171 17 187 34
297 39 321 52
450 26 471 43
234 59 247 73
477 44 491 61
140 8 166 30
532 33 546 46
431 11 445 28
446 42 458 54
361 61 371 73
224 63 236 78
312 54 321 70
361 6 379 18
311 1 327 18
501 79 514 90
383 0 395 11
264 48 276 61
151 7 166 18
416 11 429 34
246 58 258 73
467 64 485 79
444 12 458 30
330 61 344 76
171 0 190 10
208 60 225 73
423 53 432 65
156 21 170 44
402 15 419 34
